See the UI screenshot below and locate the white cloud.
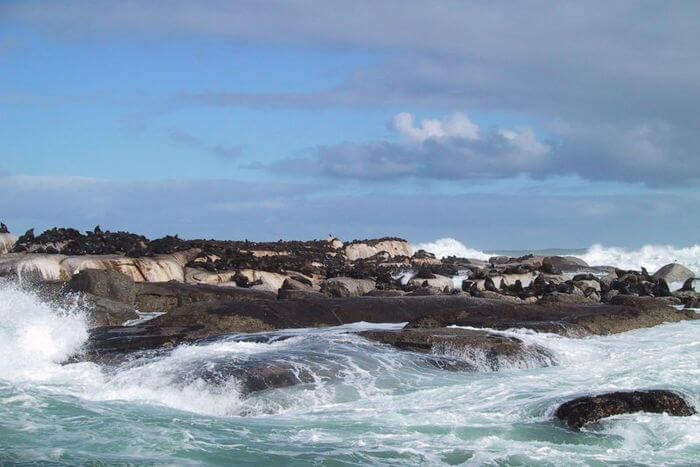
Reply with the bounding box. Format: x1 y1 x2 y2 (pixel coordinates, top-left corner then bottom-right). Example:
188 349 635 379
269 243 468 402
392 112 479 142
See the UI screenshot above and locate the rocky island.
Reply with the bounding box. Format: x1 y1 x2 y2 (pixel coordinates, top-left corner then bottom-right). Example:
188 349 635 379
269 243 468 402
0 223 697 429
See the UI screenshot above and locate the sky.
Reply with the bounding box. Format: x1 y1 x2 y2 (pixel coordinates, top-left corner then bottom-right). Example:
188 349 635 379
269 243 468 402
1 0 699 249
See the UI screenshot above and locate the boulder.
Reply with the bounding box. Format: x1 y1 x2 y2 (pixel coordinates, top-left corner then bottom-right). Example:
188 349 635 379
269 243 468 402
358 328 555 371
80 294 139 328
653 263 695 284
67 268 136 305
344 238 412 261
235 269 288 292
321 277 376 297
407 273 454 291
184 267 236 285
555 390 696 430
542 256 589 273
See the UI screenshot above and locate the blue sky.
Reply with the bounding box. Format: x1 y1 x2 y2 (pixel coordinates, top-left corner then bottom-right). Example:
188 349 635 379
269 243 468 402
1 1 699 248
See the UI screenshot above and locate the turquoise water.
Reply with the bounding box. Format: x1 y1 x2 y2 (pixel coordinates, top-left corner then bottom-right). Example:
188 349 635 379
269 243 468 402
0 281 698 465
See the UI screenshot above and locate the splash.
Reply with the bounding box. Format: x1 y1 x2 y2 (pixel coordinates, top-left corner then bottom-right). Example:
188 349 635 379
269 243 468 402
412 238 491 260
575 244 700 274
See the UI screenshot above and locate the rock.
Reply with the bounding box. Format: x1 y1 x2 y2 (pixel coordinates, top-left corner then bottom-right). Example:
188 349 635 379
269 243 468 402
476 290 523 303
0 233 17 254
67 268 136 306
235 269 288 292
405 298 696 336
358 328 555 371
80 294 139 328
538 292 597 305
555 390 696 430
190 361 315 396
679 277 696 292
184 267 236 285
134 281 275 313
542 256 589 273
321 276 376 297
0 253 70 282
489 256 510 265
602 289 620 303
280 277 315 291
364 289 406 297
277 288 328 300
406 286 442 296
573 279 601 292
407 273 454 292
344 238 412 261
653 263 695 284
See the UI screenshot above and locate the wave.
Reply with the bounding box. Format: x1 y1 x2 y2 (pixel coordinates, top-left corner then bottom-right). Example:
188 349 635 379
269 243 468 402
411 238 491 260
574 244 700 274
413 238 700 274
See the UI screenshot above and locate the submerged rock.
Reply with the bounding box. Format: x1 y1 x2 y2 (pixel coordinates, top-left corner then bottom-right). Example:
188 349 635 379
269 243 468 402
555 390 696 430
358 328 555 371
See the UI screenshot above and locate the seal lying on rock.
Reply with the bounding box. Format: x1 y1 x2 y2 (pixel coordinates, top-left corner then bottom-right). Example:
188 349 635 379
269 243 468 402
555 390 696 430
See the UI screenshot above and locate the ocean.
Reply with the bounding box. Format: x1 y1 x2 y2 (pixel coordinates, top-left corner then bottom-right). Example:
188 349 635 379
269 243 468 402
1 241 698 465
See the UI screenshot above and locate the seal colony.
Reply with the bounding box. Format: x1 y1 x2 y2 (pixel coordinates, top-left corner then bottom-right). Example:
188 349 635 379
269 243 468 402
0 223 697 429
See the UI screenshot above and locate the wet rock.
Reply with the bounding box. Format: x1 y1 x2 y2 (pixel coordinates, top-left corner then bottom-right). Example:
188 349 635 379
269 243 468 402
358 328 555 371
555 390 696 430
67 268 136 306
192 361 315 395
135 281 275 312
81 295 139 327
653 263 695 284
405 298 696 336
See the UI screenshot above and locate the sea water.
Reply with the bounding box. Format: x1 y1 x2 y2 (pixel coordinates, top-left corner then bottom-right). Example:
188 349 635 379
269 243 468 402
1 242 699 465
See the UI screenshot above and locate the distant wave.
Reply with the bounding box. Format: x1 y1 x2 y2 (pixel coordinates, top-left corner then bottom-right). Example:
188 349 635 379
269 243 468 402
412 238 491 261
575 244 700 274
413 238 700 274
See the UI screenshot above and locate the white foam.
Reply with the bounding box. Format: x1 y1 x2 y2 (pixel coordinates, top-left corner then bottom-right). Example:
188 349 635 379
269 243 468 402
412 238 491 260
574 243 700 274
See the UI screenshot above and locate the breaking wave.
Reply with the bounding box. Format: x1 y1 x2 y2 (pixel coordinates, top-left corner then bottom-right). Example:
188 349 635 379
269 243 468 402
413 238 700 274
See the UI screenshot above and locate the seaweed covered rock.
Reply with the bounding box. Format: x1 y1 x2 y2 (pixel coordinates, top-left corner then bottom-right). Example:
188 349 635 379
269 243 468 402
555 390 696 430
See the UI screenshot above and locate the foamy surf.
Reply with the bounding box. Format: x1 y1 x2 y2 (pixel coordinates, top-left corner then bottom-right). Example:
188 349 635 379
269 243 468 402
0 279 698 464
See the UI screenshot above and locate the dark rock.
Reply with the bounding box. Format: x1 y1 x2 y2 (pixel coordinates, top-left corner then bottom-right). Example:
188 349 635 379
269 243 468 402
0 222 8 234
542 256 589 273
277 288 328 300
280 277 314 291
680 277 696 292
652 278 671 297
406 286 442 296
538 292 595 305
555 390 696 430
67 269 136 306
81 294 139 327
358 328 555 371
135 281 275 313
191 361 315 395
364 289 406 297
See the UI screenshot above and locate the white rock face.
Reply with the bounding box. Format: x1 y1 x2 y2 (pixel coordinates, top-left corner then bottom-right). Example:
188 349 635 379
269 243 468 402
0 249 201 283
408 274 454 291
0 233 17 254
237 269 289 292
653 263 695 283
0 253 69 281
345 240 412 261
